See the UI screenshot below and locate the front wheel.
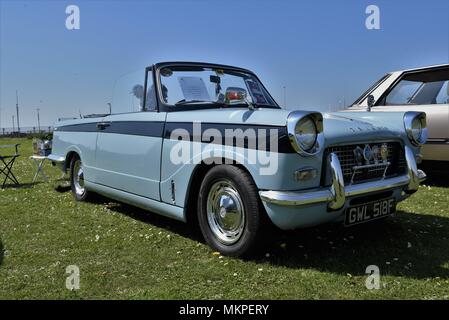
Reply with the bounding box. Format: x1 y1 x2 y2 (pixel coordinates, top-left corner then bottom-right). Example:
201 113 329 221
70 155 90 201
197 165 268 257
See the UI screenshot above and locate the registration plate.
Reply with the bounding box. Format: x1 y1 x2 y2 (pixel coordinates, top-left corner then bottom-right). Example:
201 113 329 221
345 198 396 226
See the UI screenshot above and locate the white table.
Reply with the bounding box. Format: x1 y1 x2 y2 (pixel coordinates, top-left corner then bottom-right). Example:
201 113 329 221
30 155 49 183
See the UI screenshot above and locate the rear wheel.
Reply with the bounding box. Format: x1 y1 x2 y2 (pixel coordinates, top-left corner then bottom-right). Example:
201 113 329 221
197 165 268 257
70 155 90 201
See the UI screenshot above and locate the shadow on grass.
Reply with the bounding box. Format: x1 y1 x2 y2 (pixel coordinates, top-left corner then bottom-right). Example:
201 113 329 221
420 161 449 187
52 187 202 240
1 182 41 189
102 199 204 243
258 211 449 279
54 185 71 193
102 195 449 279
424 176 449 188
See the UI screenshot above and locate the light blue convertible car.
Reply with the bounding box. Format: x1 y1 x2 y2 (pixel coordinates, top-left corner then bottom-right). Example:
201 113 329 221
49 62 427 256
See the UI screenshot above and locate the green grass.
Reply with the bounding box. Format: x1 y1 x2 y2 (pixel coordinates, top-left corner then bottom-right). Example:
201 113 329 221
0 137 448 299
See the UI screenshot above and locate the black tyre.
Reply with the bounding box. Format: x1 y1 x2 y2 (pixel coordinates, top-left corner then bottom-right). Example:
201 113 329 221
70 154 90 201
197 165 268 257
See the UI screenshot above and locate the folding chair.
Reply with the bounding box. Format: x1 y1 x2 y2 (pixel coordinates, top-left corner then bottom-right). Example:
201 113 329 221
0 144 20 188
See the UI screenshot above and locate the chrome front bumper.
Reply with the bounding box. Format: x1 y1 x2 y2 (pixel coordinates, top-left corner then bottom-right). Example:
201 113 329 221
48 154 66 171
259 146 426 208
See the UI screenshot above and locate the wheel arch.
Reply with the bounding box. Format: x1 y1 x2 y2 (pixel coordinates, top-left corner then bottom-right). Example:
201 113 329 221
63 145 84 171
65 151 79 171
184 157 257 226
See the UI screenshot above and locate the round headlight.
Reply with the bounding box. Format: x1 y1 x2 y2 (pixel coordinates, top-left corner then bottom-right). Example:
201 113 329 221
295 116 317 151
404 111 427 146
287 111 324 156
411 116 423 141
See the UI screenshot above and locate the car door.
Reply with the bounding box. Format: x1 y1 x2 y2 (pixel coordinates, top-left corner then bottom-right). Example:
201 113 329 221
94 67 166 200
373 68 449 160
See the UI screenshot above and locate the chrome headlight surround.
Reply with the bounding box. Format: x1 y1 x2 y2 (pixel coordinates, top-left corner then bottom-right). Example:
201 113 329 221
404 111 427 146
287 111 324 156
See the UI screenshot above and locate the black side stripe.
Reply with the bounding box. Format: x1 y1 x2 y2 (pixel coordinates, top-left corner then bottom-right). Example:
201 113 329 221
56 121 295 153
102 121 165 137
56 122 98 132
57 121 164 137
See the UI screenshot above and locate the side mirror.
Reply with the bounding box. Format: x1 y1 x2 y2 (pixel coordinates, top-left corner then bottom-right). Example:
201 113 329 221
225 87 247 102
367 94 375 112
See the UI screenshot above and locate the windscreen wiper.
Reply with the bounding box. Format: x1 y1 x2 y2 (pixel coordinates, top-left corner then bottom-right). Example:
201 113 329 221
231 102 279 109
252 103 280 109
175 100 227 106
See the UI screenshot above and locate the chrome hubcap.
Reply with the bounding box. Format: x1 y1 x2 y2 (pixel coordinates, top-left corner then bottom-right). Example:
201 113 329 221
73 160 85 196
206 179 245 245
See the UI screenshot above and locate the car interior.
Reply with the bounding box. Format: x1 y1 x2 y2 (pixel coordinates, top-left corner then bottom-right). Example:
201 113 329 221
379 67 449 105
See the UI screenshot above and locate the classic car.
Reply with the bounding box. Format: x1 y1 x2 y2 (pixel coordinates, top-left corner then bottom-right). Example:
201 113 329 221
49 61 427 256
348 64 449 163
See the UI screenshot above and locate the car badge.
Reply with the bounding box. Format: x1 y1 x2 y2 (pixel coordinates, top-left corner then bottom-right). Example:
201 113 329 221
380 143 389 163
353 146 364 166
372 145 380 164
363 144 373 163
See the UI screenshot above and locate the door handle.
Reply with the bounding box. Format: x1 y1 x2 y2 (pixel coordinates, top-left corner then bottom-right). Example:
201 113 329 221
96 122 111 130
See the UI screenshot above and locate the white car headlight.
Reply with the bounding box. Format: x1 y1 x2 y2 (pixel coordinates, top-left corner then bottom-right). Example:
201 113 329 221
411 117 423 141
295 116 317 151
287 111 324 156
404 112 427 146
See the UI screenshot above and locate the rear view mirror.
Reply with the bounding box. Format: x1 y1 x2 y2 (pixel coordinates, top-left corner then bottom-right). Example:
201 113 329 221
225 87 247 102
367 94 375 111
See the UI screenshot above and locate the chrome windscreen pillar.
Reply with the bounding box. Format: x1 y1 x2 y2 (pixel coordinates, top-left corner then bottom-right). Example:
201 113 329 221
328 153 345 210
405 146 427 192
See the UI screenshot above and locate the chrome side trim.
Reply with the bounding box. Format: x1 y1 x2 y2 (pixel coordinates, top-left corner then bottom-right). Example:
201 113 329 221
259 146 426 207
85 180 186 222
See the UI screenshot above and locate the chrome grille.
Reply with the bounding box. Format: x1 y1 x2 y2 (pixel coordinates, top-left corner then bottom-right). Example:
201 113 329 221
323 142 407 185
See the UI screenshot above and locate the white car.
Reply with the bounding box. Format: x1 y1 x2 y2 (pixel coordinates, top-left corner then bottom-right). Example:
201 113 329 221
349 64 449 163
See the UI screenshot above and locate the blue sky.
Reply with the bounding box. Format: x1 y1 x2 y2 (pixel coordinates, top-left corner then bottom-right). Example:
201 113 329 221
0 0 448 128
